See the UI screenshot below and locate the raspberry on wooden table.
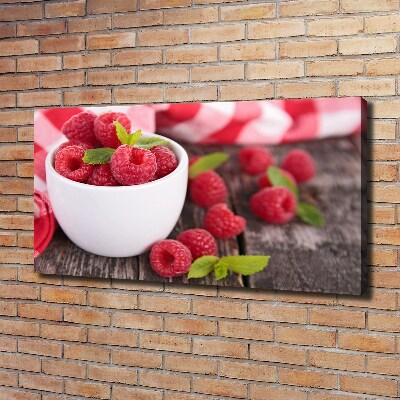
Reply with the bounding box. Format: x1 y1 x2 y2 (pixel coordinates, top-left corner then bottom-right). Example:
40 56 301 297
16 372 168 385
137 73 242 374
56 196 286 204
94 112 131 148
87 164 119 187
189 171 227 208
151 146 178 179
239 146 274 175
150 240 192 277
281 149 316 183
61 111 97 146
110 145 157 185
177 228 217 260
204 203 246 239
54 145 93 183
250 187 297 224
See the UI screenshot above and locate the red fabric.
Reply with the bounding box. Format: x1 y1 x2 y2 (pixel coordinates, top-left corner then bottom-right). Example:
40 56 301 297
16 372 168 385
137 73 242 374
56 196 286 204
34 190 56 258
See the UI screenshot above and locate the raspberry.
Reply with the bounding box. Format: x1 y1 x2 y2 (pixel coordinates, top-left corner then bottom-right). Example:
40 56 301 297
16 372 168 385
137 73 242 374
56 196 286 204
281 149 316 183
87 164 119 186
257 169 296 189
54 140 92 163
177 228 217 260
110 145 157 185
94 112 131 148
54 145 93 183
151 146 178 179
149 239 192 277
61 111 97 146
239 146 274 175
204 203 246 239
250 187 297 224
190 171 227 208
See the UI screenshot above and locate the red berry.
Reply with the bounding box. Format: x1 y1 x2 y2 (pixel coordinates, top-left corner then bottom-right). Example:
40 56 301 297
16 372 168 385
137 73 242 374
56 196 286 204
257 169 296 189
54 140 92 163
239 146 274 175
281 149 316 183
177 228 217 260
87 164 119 186
150 239 192 277
94 112 131 148
250 187 297 224
190 171 227 208
61 111 97 146
54 145 93 183
110 145 156 185
151 146 178 179
204 203 246 239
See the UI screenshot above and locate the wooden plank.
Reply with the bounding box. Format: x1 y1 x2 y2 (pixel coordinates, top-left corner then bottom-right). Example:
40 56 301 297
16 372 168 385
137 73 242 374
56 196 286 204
35 229 139 280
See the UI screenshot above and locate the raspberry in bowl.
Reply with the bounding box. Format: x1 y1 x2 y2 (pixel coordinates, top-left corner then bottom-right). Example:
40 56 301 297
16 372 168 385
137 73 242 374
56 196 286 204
45 132 188 258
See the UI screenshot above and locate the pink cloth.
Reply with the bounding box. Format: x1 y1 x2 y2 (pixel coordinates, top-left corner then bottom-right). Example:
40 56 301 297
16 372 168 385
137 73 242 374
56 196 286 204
34 99 363 257
152 98 363 144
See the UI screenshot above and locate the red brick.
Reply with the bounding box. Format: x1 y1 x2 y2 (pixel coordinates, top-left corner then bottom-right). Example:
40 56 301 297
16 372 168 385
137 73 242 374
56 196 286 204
0 3 42 22
88 291 137 309
164 354 217 375
251 384 307 400
250 343 307 366
279 367 337 389
309 350 365 372
19 373 63 393
309 308 366 328
64 307 111 326
278 326 336 347
18 338 62 358
193 376 247 398
88 328 138 347
41 71 85 88
250 303 307 323
40 323 87 342
88 69 136 86
0 59 15 74
141 333 191 353
68 16 111 33
140 370 190 392
88 0 137 14
87 32 136 50
0 75 38 91
193 338 248 359
64 89 111 105
18 21 65 37
0 352 40 372
113 386 162 400
45 0 85 18
112 348 162 368
40 35 85 53
114 12 163 28
165 316 217 335
42 359 86 378
64 343 109 363
339 331 395 353
18 303 62 321
340 374 397 397
18 55 61 72
114 312 163 331
0 370 17 387
0 24 15 39
65 380 111 399
64 52 110 70
0 300 16 316
0 388 40 400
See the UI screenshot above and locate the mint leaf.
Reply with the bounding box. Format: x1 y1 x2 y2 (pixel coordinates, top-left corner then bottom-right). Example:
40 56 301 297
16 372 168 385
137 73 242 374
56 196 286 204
297 202 325 227
221 255 270 276
136 137 170 150
189 152 229 180
83 148 115 164
214 261 228 281
188 256 219 279
114 122 142 146
268 166 298 198
127 129 142 146
114 121 130 145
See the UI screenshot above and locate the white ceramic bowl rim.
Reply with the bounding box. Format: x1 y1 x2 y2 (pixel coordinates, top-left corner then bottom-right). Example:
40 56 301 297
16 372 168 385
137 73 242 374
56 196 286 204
45 133 188 192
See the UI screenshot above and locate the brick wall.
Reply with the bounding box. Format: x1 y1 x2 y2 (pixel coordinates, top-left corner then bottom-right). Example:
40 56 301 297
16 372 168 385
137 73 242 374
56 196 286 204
0 0 399 399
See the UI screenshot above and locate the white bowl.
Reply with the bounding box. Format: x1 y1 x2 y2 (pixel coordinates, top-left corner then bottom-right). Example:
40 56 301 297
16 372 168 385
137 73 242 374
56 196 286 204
45 134 188 257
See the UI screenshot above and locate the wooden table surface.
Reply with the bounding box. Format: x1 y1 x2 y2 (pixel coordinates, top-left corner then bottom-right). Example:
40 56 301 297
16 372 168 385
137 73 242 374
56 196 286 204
35 137 365 295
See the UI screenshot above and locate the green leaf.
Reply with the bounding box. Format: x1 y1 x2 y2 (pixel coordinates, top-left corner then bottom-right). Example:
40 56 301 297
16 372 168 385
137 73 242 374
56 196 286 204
127 129 142 146
188 256 219 279
220 255 270 276
82 148 115 164
189 152 229 180
297 202 325 227
136 137 170 149
267 166 298 198
214 261 228 281
114 122 142 146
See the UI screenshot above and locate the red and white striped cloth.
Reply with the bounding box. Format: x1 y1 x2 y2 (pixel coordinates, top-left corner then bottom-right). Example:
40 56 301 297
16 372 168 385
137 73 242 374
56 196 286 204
34 98 363 257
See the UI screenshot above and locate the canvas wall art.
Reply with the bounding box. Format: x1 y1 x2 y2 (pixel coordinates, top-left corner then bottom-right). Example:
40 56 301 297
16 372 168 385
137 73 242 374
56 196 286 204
34 98 367 295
